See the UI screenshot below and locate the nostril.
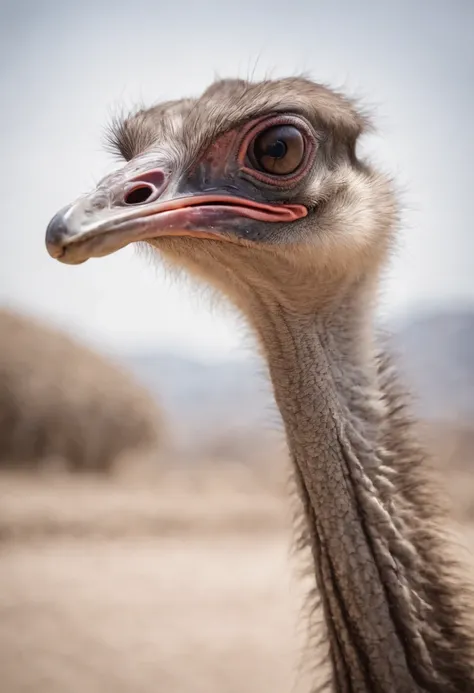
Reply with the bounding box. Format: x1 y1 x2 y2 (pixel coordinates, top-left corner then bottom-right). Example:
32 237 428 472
124 184 155 205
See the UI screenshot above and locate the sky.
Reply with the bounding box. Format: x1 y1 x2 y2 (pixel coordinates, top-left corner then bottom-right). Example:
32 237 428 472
0 0 473 362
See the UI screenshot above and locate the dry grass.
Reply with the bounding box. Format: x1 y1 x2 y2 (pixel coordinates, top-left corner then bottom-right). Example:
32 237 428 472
0 308 163 472
0 466 290 542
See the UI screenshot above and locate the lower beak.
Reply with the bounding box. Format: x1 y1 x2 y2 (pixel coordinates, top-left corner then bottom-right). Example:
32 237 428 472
45 193 307 265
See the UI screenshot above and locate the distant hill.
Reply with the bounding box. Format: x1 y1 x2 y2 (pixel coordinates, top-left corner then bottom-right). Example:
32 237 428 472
122 307 474 460
123 352 274 462
393 308 474 421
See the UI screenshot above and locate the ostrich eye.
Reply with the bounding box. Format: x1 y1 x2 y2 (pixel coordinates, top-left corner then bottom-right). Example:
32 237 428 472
249 125 305 176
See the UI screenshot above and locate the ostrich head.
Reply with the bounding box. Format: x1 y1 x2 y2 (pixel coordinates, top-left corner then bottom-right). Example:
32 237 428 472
45 79 474 693
45 78 396 321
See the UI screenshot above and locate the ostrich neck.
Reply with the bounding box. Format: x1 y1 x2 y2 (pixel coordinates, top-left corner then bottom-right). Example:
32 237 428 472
252 288 473 693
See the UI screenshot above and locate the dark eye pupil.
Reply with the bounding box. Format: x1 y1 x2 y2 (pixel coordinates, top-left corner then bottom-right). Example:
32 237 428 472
249 124 305 176
265 140 287 159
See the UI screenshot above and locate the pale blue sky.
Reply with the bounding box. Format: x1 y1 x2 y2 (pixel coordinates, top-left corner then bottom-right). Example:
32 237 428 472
1 0 473 361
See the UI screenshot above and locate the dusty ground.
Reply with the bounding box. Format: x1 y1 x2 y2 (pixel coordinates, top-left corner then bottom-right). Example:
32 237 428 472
0 471 313 693
0 469 473 693
0 536 312 693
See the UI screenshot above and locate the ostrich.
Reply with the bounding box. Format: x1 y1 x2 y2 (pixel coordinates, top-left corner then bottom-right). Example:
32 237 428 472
45 77 474 692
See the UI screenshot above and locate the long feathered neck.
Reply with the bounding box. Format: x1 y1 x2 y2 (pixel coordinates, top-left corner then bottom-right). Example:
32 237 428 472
253 285 474 693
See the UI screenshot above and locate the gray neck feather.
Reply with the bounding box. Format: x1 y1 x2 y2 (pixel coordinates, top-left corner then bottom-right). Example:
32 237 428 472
249 285 474 693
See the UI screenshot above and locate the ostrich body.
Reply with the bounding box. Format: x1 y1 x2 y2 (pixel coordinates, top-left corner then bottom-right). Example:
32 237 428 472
46 78 474 692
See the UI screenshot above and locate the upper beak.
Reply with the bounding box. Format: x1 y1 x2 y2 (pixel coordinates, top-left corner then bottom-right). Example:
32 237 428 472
45 167 307 265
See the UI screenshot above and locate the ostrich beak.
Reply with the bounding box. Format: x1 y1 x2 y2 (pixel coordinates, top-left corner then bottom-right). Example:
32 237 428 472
45 166 307 265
